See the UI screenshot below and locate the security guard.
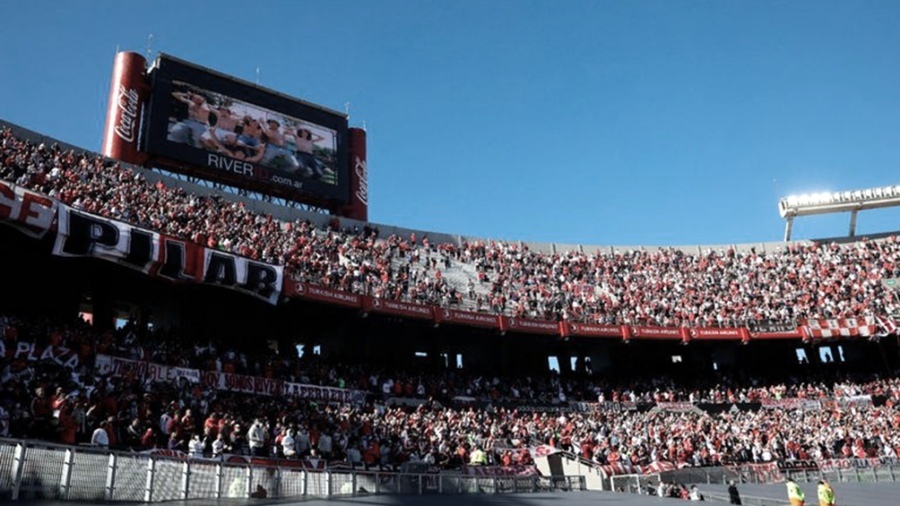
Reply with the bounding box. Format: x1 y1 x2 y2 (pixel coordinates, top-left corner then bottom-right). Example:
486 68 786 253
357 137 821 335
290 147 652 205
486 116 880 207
817 479 835 506
786 477 805 506
469 447 488 466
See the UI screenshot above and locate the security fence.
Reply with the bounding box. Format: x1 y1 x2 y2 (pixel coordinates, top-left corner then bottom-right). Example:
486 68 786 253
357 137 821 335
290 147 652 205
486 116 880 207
655 463 900 487
608 473 660 494
784 465 900 485
0 439 585 502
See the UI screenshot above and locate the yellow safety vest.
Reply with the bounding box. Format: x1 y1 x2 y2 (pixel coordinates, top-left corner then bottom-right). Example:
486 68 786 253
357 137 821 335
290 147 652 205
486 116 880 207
817 484 835 503
787 482 805 500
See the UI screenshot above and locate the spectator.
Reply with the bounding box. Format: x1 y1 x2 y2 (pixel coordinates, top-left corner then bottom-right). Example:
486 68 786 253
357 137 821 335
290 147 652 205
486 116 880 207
728 480 742 505
91 420 109 448
248 419 267 457
189 434 204 459
689 485 703 501
282 430 297 459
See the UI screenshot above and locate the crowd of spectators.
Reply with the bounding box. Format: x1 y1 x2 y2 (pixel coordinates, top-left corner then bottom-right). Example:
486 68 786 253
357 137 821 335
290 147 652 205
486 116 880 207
90 312 900 407
4 126 900 474
3 312 900 474
647 482 704 501
3 127 900 328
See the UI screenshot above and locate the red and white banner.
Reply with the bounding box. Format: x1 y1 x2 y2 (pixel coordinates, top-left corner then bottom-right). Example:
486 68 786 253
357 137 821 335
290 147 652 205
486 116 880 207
655 402 696 413
750 329 805 340
0 181 56 238
759 398 821 411
463 465 539 477
564 322 622 338
601 461 679 477
802 317 876 339
363 296 433 320
434 308 502 329
584 401 639 413
725 462 783 484
95 354 362 403
283 381 364 404
201 371 283 397
501 316 561 335
690 327 747 342
632 326 689 343
641 461 679 474
875 316 899 337
820 395 874 411
286 280 362 308
817 457 900 472
53 205 161 269
528 445 560 458
53 206 283 304
95 354 200 383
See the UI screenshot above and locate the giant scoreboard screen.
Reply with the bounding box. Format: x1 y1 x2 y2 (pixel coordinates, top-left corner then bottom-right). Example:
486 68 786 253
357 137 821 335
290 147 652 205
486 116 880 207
142 54 349 203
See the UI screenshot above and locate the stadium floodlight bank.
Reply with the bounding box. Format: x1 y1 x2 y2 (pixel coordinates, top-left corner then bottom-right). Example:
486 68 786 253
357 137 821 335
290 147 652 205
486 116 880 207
778 185 900 241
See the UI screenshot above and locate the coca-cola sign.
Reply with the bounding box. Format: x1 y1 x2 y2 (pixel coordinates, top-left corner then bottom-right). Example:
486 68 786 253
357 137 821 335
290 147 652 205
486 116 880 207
102 52 149 165
113 85 141 143
354 156 368 205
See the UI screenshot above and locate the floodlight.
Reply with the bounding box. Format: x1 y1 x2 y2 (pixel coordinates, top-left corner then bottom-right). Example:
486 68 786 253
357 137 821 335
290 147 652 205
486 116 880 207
779 183 900 240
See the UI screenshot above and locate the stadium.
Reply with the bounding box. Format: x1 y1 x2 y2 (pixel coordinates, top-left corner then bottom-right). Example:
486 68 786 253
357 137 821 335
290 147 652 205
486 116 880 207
2 32 900 506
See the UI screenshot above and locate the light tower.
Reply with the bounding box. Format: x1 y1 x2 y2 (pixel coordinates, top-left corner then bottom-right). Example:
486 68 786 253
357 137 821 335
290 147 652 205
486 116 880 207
778 185 900 241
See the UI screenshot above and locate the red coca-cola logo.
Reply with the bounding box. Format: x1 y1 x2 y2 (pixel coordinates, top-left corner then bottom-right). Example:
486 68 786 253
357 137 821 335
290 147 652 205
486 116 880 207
354 157 368 205
114 85 141 143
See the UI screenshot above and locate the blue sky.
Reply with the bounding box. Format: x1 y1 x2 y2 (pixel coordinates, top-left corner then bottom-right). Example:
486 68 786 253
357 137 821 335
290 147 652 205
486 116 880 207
2 1 899 246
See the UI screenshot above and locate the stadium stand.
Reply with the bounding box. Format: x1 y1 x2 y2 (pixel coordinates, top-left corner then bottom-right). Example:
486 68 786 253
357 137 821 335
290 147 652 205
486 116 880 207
3 125 900 329
3 123 900 504
2 311 899 474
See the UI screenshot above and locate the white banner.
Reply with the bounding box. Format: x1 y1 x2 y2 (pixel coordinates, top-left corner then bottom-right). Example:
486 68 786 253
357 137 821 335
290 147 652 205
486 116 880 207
95 354 200 383
53 205 283 304
0 181 57 238
53 204 160 272
201 247 284 305
96 354 363 404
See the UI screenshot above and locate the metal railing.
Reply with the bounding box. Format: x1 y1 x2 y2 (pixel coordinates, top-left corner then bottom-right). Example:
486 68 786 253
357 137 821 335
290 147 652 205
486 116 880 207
657 464 900 487
0 439 585 502
784 466 899 484
608 473 660 494
703 491 789 506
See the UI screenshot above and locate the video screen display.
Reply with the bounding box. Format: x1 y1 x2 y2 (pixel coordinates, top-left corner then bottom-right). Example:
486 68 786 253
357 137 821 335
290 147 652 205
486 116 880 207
143 55 348 203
